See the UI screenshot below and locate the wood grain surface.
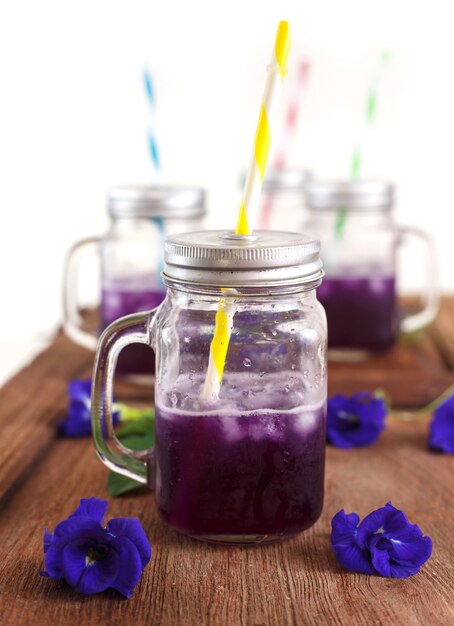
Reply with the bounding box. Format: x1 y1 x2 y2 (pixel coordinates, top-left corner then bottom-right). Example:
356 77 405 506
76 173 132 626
0 298 453 625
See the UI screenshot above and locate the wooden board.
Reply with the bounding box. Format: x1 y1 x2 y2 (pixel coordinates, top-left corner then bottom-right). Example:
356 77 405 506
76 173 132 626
0 298 453 625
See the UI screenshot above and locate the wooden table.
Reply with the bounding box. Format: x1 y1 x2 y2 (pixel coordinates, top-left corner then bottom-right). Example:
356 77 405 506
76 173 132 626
1 299 453 625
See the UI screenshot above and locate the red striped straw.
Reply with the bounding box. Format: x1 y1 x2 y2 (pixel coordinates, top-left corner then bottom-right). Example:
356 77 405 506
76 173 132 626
260 59 310 228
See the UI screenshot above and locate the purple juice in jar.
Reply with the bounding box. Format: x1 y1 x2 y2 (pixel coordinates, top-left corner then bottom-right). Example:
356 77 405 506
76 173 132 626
317 272 397 351
101 278 166 375
154 373 326 543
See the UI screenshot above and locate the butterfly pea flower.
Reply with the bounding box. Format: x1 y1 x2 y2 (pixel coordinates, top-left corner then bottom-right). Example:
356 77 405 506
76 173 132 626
58 380 120 437
326 392 387 448
429 394 454 453
331 502 432 578
42 497 151 597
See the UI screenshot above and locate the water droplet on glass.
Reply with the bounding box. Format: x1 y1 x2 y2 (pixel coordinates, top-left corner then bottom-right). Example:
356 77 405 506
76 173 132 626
243 358 252 368
303 370 309 379
271 329 277 336
170 392 178 407
184 336 190 343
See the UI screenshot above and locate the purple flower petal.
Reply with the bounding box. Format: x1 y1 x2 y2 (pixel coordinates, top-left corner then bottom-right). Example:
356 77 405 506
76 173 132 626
388 530 432 562
110 537 143 598
370 542 392 577
356 502 409 547
331 510 376 575
106 518 151 568
69 498 108 524
68 380 92 402
369 533 428 578
331 503 432 578
41 498 151 597
372 524 433 577
43 529 53 553
52 518 106 548
44 546 65 578
62 542 119 594
327 393 387 449
429 396 454 453
59 379 119 437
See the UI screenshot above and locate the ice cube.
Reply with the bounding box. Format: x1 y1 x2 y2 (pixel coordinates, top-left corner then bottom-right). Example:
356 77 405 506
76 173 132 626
220 416 244 443
293 409 319 435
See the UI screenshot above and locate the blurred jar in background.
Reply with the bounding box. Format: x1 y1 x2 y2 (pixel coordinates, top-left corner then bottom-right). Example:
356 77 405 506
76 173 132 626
303 180 439 361
241 168 312 230
63 185 206 379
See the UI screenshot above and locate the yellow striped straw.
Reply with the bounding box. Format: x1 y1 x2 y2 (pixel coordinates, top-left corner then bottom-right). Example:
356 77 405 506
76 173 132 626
236 20 290 236
201 21 290 401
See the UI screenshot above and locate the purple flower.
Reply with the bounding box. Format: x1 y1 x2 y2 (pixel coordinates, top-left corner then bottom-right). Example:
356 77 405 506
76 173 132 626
327 392 387 448
331 502 432 578
42 497 151 597
59 380 119 437
429 395 454 453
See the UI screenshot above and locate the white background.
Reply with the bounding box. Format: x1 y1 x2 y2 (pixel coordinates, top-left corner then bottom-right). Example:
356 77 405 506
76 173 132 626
0 0 453 383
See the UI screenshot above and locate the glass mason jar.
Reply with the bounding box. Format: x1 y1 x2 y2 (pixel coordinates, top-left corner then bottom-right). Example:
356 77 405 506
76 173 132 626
241 168 312 230
63 185 206 378
304 180 439 359
91 230 327 545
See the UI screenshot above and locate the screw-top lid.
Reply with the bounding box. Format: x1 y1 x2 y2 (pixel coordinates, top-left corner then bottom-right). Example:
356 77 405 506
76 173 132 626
163 230 323 288
240 167 312 192
305 180 394 211
107 185 206 219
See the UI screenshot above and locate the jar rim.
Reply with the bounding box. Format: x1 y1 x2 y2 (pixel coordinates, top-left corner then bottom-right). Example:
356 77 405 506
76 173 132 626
305 179 394 211
240 167 312 191
163 229 323 288
107 185 206 219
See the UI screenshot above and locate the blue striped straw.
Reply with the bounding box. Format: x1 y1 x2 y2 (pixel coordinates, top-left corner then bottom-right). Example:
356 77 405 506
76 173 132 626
143 68 160 177
153 215 165 287
143 68 164 285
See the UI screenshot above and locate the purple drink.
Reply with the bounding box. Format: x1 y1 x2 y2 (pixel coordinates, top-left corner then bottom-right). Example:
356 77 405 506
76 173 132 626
317 273 397 351
155 374 326 543
101 279 166 375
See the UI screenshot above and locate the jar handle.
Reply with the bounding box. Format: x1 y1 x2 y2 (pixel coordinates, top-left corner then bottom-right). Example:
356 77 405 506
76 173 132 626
91 310 157 485
397 225 440 334
62 236 101 350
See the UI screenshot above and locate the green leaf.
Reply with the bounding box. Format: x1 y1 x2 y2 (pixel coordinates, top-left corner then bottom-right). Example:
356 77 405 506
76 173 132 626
116 412 155 438
118 431 155 451
108 471 144 497
108 420 155 497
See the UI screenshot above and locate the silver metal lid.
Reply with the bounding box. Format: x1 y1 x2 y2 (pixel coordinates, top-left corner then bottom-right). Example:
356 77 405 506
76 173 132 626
107 185 206 219
163 230 323 288
240 168 312 192
305 180 394 210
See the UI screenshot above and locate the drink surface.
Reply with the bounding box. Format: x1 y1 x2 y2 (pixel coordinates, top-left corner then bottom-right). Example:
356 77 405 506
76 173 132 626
317 272 397 350
101 278 166 375
155 373 326 542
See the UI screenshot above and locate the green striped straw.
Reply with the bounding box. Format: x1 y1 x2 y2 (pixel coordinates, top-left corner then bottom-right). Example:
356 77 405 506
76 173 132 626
334 51 390 239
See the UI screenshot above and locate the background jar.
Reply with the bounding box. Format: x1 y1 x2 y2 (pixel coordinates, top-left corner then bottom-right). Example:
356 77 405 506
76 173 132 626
303 180 439 360
63 185 206 378
240 168 312 230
